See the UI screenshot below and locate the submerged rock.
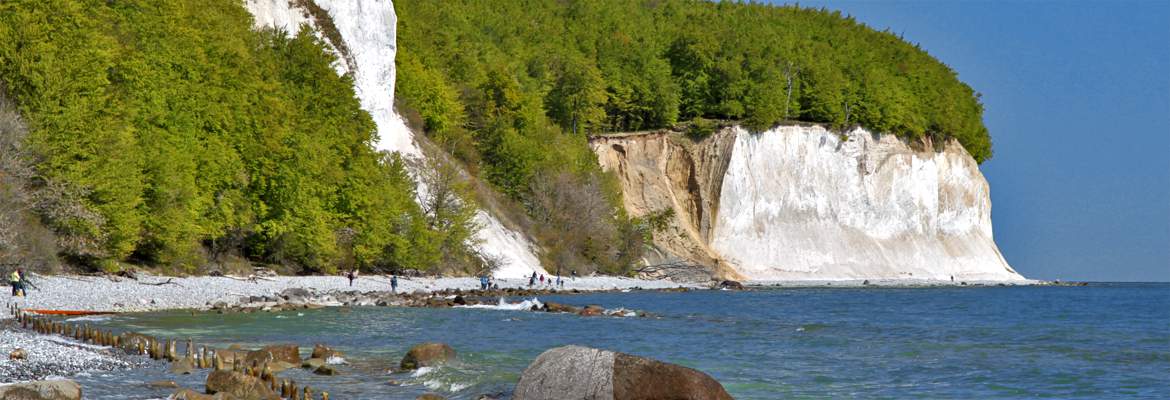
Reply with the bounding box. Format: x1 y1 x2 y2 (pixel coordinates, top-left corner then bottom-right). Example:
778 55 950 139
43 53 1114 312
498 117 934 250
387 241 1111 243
513 345 732 400
0 379 82 400
245 344 300 365
416 394 446 400
399 343 455 370
302 358 326 370
314 365 339 376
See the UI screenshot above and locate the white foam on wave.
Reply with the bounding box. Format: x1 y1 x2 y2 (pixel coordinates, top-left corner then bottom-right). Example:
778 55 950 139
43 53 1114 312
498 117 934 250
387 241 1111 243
455 297 543 311
66 315 111 323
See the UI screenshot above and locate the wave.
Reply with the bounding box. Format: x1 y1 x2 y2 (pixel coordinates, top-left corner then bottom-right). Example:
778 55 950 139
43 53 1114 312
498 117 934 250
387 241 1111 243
455 297 543 311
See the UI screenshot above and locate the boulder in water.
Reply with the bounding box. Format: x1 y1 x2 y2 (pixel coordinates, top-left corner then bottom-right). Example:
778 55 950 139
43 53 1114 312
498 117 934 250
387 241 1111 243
399 343 456 370
578 305 605 317
205 370 280 400
0 379 82 400
417 394 446 400
169 358 196 375
513 345 732 400
171 388 232 400
311 344 341 359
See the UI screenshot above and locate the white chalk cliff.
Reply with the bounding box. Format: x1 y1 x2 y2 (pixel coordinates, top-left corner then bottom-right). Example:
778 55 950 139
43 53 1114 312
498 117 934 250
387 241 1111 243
592 125 1024 282
245 0 546 279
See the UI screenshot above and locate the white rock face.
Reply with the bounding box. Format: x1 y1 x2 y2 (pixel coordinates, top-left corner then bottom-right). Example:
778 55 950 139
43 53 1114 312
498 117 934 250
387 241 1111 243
710 125 1023 281
244 0 545 278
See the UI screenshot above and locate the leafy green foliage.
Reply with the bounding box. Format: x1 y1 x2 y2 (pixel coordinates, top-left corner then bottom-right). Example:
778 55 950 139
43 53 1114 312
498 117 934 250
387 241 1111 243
396 0 993 163
0 0 456 273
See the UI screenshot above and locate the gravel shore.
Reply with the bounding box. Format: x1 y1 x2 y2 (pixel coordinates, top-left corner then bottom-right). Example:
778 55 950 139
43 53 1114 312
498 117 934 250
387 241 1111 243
1 273 698 317
0 322 146 382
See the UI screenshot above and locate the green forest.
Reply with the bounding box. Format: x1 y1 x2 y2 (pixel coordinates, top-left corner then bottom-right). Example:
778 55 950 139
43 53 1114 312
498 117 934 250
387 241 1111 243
396 0 993 186
0 0 994 276
0 0 480 274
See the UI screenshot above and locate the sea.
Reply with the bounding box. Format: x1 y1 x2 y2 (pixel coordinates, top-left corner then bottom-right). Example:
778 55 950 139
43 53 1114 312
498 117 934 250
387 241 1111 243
70 283 1169 399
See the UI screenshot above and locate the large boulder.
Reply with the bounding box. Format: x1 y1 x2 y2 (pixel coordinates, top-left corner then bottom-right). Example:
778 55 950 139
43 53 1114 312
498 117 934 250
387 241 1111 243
244 344 300 365
399 343 456 370
0 379 82 400
205 370 280 400
513 346 732 400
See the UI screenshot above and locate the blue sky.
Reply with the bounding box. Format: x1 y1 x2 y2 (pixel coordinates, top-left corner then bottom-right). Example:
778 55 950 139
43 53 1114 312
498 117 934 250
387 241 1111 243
769 0 1170 281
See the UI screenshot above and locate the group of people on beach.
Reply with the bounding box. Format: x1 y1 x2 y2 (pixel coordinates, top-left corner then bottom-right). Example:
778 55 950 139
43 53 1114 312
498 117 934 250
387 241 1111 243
528 271 565 288
345 269 398 292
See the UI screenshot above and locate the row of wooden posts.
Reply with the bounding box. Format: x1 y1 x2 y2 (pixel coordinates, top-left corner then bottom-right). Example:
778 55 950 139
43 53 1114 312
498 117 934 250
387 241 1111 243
9 303 329 400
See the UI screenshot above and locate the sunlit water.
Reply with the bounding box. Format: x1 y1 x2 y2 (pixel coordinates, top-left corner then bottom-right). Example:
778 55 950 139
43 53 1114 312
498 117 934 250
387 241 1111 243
71 284 1169 399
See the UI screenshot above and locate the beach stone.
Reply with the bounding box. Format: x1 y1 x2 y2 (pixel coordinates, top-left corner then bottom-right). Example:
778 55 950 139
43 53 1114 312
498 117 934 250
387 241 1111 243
280 288 311 301
417 394 446 400
0 379 83 400
302 358 326 369
513 345 732 400
148 380 179 389
9 348 27 360
314 365 339 376
399 343 456 370
205 370 279 400
245 344 300 365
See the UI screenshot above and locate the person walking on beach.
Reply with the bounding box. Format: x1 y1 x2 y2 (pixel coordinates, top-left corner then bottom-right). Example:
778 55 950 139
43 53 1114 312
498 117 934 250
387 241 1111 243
9 268 25 297
571 270 577 280
347 269 358 287
391 274 399 293
529 272 536 287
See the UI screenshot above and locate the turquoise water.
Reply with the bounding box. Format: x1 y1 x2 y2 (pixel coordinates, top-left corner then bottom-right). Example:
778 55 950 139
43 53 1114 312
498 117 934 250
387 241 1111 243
74 284 1169 399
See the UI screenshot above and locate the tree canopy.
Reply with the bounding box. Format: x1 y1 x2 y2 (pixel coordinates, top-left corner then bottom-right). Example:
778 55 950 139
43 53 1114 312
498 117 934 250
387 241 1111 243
396 0 993 169
0 0 475 273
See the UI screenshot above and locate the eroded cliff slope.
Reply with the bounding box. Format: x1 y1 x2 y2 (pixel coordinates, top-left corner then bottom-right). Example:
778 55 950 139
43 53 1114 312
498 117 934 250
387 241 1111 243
592 125 1024 282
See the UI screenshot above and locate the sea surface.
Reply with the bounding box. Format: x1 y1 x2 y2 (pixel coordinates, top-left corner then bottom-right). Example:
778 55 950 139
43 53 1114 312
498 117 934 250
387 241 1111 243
72 283 1169 399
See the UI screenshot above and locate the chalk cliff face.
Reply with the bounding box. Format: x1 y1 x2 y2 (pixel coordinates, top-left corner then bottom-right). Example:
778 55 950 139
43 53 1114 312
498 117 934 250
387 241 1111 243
592 125 1024 282
245 0 546 279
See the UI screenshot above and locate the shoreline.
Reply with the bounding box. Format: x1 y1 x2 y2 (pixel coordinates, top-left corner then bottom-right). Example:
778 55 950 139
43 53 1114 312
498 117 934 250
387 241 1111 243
0 273 1051 318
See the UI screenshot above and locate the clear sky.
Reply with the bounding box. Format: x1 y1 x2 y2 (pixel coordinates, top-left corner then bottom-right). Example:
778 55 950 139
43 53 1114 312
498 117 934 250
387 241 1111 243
768 0 1170 281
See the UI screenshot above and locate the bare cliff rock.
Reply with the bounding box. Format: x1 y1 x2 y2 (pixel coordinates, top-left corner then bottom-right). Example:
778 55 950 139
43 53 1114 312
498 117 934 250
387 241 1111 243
591 125 1024 282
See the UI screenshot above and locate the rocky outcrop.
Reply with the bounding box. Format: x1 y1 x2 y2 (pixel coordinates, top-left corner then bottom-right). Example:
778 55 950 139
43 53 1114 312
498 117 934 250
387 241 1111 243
399 343 456 370
513 345 732 400
591 130 740 281
0 379 82 400
591 125 1025 282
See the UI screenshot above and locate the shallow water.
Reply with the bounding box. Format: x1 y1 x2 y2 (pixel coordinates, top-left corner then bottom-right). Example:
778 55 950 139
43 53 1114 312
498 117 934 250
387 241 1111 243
73 283 1170 399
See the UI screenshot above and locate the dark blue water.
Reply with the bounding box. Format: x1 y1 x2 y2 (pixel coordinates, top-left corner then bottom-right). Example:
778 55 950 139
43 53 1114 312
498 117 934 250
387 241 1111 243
75 284 1170 399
